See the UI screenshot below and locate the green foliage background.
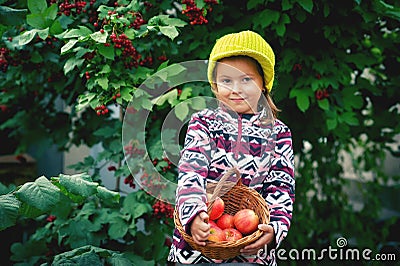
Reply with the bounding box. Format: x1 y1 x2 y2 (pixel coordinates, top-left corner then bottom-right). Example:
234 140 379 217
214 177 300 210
0 0 399 265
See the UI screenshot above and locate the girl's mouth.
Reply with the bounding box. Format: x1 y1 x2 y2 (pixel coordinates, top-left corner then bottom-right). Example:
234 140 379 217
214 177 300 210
230 98 246 102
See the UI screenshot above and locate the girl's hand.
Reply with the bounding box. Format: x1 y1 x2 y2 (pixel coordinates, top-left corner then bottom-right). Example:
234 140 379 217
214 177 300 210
240 224 275 256
190 212 210 246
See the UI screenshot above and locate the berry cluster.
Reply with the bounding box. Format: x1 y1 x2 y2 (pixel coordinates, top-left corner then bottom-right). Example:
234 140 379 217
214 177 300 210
315 87 331 100
157 55 167 62
95 104 109 115
152 200 174 219
181 0 218 25
85 71 91 79
140 172 167 194
124 174 136 189
59 0 88 16
111 92 121 100
152 157 174 173
292 63 302 72
46 215 57 223
139 55 153 67
109 33 141 69
124 144 145 159
0 48 10 72
107 165 117 171
130 15 146 30
144 1 153 11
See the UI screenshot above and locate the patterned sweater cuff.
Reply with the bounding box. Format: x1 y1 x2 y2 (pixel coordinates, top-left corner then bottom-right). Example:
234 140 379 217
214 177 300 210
268 220 288 249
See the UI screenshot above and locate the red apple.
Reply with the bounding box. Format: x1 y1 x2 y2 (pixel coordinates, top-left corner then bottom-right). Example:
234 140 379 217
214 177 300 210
208 220 218 228
208 197 225 220
223 228 243 241
216 213 235 229
208 222 224 242
233 209 260 235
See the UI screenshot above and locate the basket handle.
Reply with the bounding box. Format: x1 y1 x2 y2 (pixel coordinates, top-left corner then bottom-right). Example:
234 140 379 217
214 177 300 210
207 167 241 212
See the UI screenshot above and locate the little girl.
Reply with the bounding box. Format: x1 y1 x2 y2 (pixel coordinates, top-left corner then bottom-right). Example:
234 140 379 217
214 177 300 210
168 30 295 265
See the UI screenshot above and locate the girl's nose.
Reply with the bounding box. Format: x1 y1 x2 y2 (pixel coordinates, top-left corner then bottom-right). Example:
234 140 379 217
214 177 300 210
231 81 241 93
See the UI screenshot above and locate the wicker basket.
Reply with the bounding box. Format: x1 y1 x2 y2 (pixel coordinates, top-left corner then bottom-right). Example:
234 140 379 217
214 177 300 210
174 168 270 260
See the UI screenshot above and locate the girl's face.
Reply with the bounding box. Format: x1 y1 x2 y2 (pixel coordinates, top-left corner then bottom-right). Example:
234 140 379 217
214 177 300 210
214 57 263 114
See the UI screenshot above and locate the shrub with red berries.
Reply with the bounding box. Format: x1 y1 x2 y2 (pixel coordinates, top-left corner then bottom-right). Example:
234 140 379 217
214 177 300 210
181 0 218 25
0 47 10 72
152 199 174 220
58 0 89 16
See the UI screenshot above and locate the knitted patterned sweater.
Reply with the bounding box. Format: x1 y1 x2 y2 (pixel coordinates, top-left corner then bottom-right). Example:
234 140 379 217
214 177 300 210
168 107 295 265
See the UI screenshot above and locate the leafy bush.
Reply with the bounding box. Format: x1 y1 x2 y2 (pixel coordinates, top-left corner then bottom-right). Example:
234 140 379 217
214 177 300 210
0 0 399 265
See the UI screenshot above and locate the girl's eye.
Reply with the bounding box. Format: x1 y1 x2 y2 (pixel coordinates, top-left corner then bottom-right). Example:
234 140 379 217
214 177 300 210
221 79 231 84
242 77 252 82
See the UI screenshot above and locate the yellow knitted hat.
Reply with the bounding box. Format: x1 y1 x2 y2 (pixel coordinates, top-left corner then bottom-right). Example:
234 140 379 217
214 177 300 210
207 30 275 92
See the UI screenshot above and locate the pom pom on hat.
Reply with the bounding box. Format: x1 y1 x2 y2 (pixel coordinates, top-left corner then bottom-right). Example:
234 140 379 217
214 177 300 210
208 30 275 92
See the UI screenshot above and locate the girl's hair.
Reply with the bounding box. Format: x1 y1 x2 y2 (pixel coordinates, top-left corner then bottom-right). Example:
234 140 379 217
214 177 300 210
211 55 280 118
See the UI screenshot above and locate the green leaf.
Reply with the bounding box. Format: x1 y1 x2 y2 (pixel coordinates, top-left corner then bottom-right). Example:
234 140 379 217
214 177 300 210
90 30 108 43
107 254 133 266
64 57 84 75
190 97 207 110
275 23 286 37
108 216 128 240
159 26 179 40
162 17 187 27
179 88 192 101
327 118 337 130
30 50 44 63
100 64 111 74
18 201 44 218
43 3 58 20
28 0 47 14
0 6 27 26
174 102 189 121
317 99 330 110
98 44 114 60
36 28 49 39
281 0 293 11
247 0 260 10
298 0 314 13
152 89 177 106
96 76 109 90
296 93 310 112
122 193 152 219
123 253 154 266
254 9 280 28
61 39 78 54
340 112 359 126
50 19 63 35
124 28 136 39
0 194 20 230
64 26 93 38
76 92 97 111
96 186 120 204
15 176 61 212
59 173 98 198
120 87 133 102
289 88 312 112
195 0 206 9
19 29 37 45
10 240 47 262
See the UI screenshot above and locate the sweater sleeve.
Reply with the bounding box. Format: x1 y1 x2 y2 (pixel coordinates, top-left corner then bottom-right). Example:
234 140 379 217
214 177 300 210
176 112 213 233
262 124 295 249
